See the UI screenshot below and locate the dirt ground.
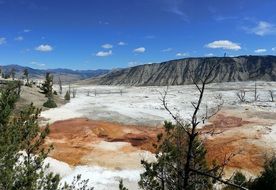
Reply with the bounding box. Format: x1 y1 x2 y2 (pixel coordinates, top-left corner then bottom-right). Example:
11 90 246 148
16 85 65 111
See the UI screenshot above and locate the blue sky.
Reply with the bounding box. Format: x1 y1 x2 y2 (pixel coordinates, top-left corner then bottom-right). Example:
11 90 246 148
0 0 276 70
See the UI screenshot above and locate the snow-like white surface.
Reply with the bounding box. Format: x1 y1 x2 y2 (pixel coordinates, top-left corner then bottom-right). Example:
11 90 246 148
92 141 130 151
45 157 73 177
42 81 276 126
41 81 276 189
61 166 141 190
46 158 141 190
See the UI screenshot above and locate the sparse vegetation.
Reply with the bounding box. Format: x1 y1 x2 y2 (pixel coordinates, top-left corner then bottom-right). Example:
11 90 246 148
223 172 248 190
10 68 16 80
249 156 276 190
43 98 58 108
269 90 274 102
23 69 31 87
254 82 259 102
40 72 54 98
64 90 71 101
72 88 77 98
139 63 247 190
236 90 246 103
58 76 63 95
0 79 92 190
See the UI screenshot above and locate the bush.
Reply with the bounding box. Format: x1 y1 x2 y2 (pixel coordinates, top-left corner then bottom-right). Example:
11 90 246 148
64 90 70 101
250 156 276 190
223 171 247 190
53 90 58 95
43 98 57 108
25 83 32 88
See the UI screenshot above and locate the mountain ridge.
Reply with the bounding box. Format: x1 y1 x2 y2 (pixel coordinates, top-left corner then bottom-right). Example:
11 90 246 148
86 55 276 86
0 64 109 83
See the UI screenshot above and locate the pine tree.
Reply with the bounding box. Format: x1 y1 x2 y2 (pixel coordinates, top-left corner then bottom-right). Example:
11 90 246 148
250 156 276 190
139 122 212 190
0 83 92 190
40 72 54 98
139 62 247 190
64 91 71 101
23 69 30 86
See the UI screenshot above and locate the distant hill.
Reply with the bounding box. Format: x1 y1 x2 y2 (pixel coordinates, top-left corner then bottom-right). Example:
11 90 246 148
85 55 276 86
0 64 109 83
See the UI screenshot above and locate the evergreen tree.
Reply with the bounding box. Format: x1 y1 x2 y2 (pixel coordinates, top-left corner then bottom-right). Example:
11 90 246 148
23 69 30 86
250 156 276 190
40 72 54 98
139 63 247 190
139 122 212 190
0 83 92 190
64 91 70 101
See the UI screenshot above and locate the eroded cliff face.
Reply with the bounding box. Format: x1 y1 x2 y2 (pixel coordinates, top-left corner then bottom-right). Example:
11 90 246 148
96 56 276 86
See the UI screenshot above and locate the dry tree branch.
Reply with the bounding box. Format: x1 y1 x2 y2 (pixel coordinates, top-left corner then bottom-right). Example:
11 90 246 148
236 90 246 102
189 168 248 190
161 61 246 189
158 87 190 135
269 90 274 102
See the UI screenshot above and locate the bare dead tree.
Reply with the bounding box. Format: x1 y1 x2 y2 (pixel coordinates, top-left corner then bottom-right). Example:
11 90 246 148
72 88 77 98
159 62 247 190
202 93 224 124
254 81 259 102
269 90 274 102
236 90 246 103
58 76 62 95
69 83 71 96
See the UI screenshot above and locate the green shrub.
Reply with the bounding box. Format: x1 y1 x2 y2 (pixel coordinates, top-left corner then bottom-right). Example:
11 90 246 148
25 83 32 88
64 90 70 101
43 98 57 108
250 156 276 190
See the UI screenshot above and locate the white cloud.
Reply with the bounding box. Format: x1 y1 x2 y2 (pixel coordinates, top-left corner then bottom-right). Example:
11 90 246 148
165 0 189 22
101 44 113 49
254 48 267 53
128 61 153 67
98 21 109 25
118 41 126 46
35 44 53 52
162 48 173 52
133 47 146 53
96 50 112 57
0 37 6 45
15 36 24 41
30 61 45 67
245 21 276 36
23 29 31 33
272 47 276 51
206 40 241 50
176 52 189 57
205 53 214 57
